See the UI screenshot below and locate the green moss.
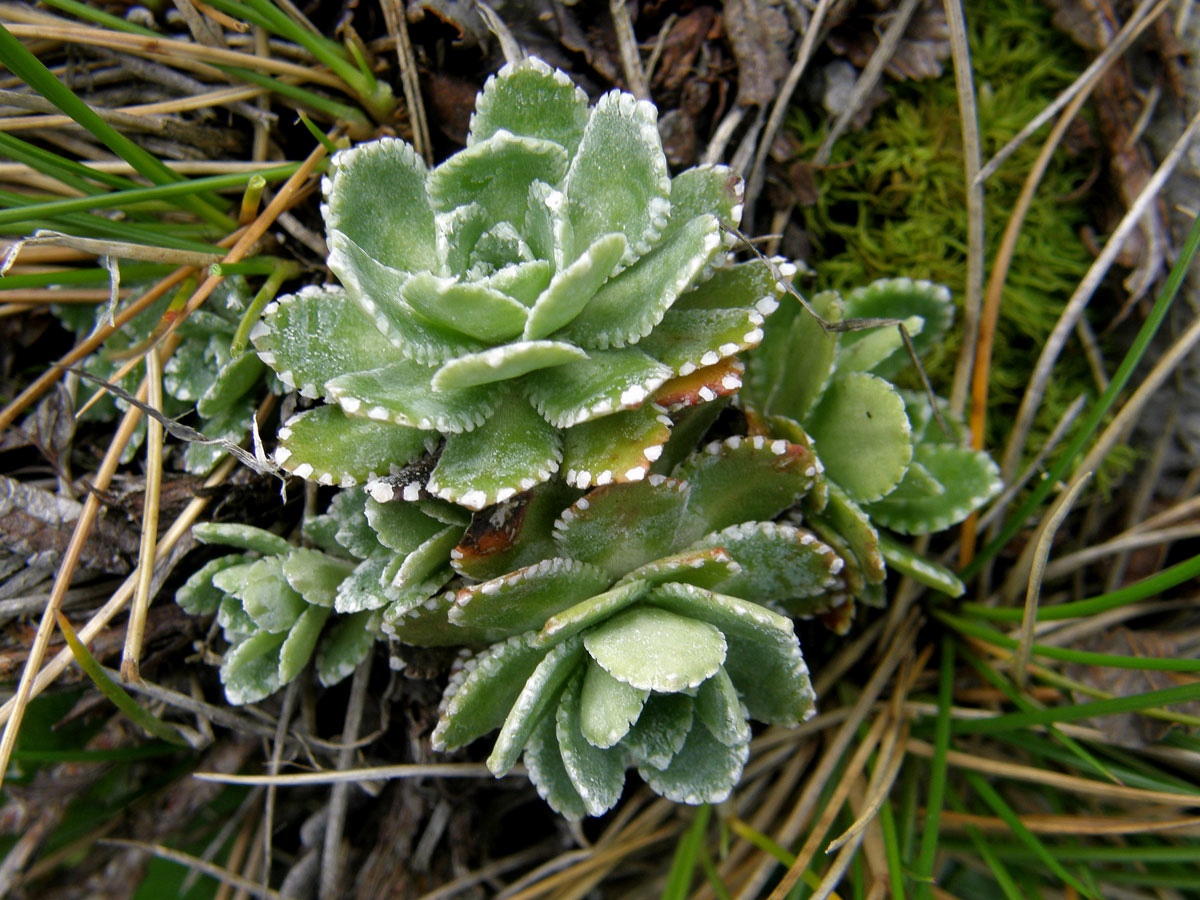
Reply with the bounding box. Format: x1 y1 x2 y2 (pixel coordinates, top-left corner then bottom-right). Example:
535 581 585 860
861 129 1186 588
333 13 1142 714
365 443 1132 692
789 0 1128 478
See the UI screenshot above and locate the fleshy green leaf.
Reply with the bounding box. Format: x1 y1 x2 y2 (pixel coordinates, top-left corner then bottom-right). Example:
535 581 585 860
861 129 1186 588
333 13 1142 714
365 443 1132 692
674 257 789 313
480 259 552 306
281 548 355 608
235 557 307 633
196 351 262 418
673 435 819 546
390 525 462 589
558 214 722 349
177 554 251 616
469 57 589 155
451 480 579 580
428 132 568 228
324 138 436 271
579 658 648 749
537 580 649 648
274 405 432 486
692 521 846 609
835 316 923 375
663 164 744 241
216 589 256 638
553 477 689 579
865 443 1003 534
842 278 954 378
564 89 670 264
647 582 815 726
436 202 487 277
555 672 627 817
809 482 886 583
427 394 562 508
743 289 840 422
524 180 572 272
636 307 765 376
525 347 673 428
399 272 528 343
325 359 502 433
617 547 740 590
328 489 377 559
583 606 726 692
488 635 584 775
315 610 377 687
278 605 331 683
193 522 291 556
695 666 750 748
524 698 588 821
430 340 588 391
877 531 965 597
621 692 693 769
561 403 672 489
638 716 748 805
652 357 744 411
432 632 548 750
364 496 447 554
220 631 285 705
805 371 912 504
334 554 391 614
523 233 627 340
450 557 610 636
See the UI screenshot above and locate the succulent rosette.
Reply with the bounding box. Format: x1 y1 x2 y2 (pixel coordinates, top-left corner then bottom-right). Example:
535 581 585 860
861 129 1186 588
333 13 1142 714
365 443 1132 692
251 58 786 510
377 434 846 819
742 277 1003 612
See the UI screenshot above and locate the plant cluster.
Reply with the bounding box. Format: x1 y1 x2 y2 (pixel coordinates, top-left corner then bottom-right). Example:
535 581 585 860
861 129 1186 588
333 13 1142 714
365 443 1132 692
177 58 1000 817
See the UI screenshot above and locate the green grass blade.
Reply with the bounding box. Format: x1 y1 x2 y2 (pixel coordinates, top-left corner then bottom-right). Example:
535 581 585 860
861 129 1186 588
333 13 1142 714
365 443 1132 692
215 65 372 132
660 805 710 900
0 23 233 230
0 263 169 290
697 847 734 900
964 773 1095 897
962 552 1200 622
37 0 159 35
945 785 1024 900
55 612 192 747
937 609 1200 672
966 210 1200 576
914 635 954 900
0 131 139 194
878 799 907 900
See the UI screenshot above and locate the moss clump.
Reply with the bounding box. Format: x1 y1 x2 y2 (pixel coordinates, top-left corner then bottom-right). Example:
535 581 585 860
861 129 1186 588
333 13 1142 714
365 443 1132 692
789 0 1126 475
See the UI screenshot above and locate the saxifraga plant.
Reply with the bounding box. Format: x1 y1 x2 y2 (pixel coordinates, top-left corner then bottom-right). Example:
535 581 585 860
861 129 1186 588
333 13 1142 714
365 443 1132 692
178 58 1002 819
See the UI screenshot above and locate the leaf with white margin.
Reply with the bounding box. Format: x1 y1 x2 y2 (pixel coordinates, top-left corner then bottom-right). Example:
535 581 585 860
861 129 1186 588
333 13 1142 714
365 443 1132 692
647 582 815 726
583 605 726 692
617 546 741 590
177 554 251 616
636 307 764 376
742 290 841 423
450 557 610 636
558 214 721 350
674 257 789 313
524 180 572 273
842 278 954 378
487 635 584 775
555 671 627 816
216 589 255 638
469 57 589 155
385 586 503 647
470 221 535 270
553 477 689 580
652 358 743 411
428 132 568 228
230 557 306 633
364 495 447 555
756 413 829 513
431 340 588 392
524 699 588 821
316 610 378 687
330 232 484 366
278 605 331 683
399 272 528 343
427 394 561 508
621 692 693 769
672 435 819 546
193 521 291 557
436 202 487 277
900 389 968 446
638 716 749 805
865 443 1002 535
325 488 376 559
536 580 649 648
274 405 432 486
323 138 436 272
564 90 670 265
451 480 578 581
281 548 355 608
835 316 923 375
325 359 502 433
334 554 391 614
522 233 627 341
390 525 462 590
184 393 257 476
805 371 913 504
660 164 743 245
432 632 547 750
525 347 672 428
877 531 965 597
479 260 552 307
378 564 453 616
196 351 262 418
220 630 285 705
579 658 648 749
694 666 750 748
692 521 845 607
561 403 671 489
